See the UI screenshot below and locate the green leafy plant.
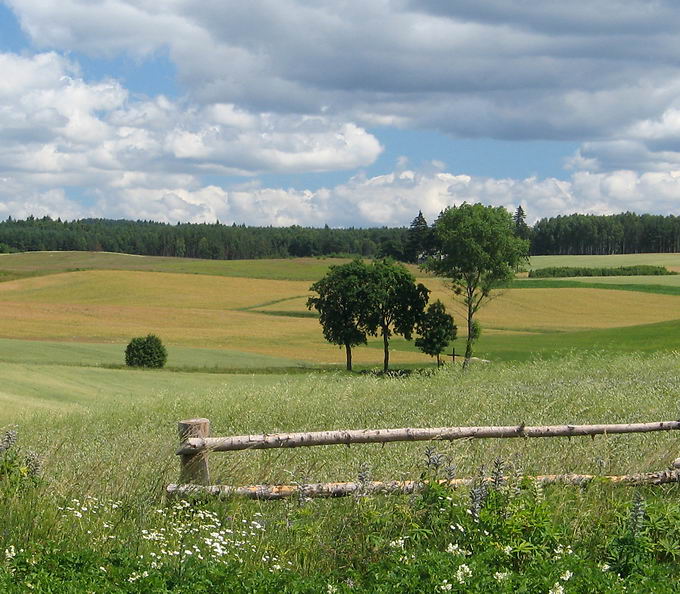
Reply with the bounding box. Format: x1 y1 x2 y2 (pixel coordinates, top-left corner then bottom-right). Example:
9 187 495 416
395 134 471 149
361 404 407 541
0 428 41 491
415 300 457 366
124 334 167 368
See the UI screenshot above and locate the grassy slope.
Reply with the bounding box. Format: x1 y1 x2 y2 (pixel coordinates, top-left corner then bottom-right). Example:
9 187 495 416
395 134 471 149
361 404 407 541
0 251 359 281
0 337 305 370
7 353 680 492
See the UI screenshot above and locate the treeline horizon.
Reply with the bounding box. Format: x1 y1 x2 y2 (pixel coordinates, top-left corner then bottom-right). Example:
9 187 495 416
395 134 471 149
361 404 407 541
0 210 679 261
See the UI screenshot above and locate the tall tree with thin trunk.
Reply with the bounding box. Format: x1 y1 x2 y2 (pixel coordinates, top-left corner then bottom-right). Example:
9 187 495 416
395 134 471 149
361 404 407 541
307 260 371 371
363 259 430 372
425 203 529 368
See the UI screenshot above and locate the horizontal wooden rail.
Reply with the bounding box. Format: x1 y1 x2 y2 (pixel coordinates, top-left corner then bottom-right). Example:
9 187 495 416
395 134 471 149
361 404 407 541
176 420 680 455
167 467 680 500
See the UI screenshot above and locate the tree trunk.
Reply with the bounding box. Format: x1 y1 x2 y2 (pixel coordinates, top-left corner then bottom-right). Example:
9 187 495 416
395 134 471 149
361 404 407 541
383 329 390 372
436 353 441 367
345 343 353 371
464 298 474 369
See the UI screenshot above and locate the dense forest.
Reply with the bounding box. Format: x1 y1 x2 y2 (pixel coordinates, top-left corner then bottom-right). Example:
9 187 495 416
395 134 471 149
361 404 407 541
0 216 407 260
530 212 680 255
0 210 679 261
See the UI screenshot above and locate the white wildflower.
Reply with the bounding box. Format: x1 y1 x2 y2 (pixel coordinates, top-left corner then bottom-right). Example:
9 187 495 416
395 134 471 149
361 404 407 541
389 538 406 549
560 570 573 581
439 580 453 591
455 564 472 584
548 584 564 594
494 571 510 581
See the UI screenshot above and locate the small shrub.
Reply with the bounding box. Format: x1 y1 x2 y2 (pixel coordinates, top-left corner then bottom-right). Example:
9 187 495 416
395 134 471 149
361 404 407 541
125 334 167 368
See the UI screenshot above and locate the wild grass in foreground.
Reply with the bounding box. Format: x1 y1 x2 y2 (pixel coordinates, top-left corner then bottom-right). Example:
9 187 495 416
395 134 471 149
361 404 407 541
2 352 680 591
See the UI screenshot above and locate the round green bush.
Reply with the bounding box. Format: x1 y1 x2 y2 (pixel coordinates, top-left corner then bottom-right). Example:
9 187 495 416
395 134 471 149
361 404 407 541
125 334 167 368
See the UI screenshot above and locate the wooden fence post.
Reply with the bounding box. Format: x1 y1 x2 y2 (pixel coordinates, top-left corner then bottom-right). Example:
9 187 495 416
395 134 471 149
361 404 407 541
178 418 211 485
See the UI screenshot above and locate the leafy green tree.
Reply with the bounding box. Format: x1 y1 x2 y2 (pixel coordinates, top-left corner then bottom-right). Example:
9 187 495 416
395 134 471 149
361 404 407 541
125 334 168 368
425 203 529 367
415 300 457 367
307 260 371 371
363 259 430 372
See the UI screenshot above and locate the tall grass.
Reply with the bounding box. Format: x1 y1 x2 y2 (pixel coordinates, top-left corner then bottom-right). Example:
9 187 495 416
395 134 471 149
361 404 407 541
2 352 680 590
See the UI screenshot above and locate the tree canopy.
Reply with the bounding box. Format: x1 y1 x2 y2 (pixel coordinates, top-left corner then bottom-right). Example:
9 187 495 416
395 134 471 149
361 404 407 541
363 259 430 372
425 203 529 366
415 300 457 367
307 259 371 371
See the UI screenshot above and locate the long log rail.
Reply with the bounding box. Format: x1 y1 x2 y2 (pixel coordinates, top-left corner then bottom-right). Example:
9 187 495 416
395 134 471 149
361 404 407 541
167 467 680 501
176 420 680 456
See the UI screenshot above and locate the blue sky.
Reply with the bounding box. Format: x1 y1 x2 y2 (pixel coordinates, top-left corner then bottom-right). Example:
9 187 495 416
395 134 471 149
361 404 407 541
1 1 679 226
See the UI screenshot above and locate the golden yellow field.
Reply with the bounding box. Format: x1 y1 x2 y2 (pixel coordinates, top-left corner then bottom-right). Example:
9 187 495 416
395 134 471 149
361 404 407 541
1 266 679 365
423 278 680 332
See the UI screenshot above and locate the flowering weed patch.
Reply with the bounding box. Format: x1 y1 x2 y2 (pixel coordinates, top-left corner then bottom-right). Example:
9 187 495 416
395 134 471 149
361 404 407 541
3 466 680 592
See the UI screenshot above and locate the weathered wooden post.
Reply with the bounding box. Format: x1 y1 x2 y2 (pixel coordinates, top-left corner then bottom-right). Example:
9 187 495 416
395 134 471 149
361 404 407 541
178 418 211 485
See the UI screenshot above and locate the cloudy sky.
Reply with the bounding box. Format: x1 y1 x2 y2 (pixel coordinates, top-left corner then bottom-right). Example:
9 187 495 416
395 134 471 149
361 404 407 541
2 0 680 227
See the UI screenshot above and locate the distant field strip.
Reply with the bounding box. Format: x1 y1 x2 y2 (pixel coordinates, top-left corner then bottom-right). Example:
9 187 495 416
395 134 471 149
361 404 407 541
0 251 362 281
529 253 680 271
0 270 312 309
0 337 306 369
512 278 680 296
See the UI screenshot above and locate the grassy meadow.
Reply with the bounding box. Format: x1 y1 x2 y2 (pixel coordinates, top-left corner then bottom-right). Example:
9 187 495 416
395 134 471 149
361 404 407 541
3 353 680 591
0 251 679 365
2 251 680 591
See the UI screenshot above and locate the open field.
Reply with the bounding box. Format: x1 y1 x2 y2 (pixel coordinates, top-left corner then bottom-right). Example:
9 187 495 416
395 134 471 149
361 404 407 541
3 353 680 590
0 337 306 370
3 253 680 590
0 251 361 281
529 252 680 271
5 352 680 481
0 252 678 366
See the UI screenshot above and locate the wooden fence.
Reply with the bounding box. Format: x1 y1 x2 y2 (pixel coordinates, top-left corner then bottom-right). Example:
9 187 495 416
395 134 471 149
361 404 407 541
166 418 680 501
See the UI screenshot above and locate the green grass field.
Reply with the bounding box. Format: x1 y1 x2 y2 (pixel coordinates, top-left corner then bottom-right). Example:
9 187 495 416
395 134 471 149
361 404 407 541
4 353 680 590
0 337 306 370
3 251 680 591
529 253 680 270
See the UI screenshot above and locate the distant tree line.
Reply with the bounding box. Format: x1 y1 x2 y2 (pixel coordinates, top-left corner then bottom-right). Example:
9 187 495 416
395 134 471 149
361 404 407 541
530 212 680 255
0 216 407 260
1 210 679 260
